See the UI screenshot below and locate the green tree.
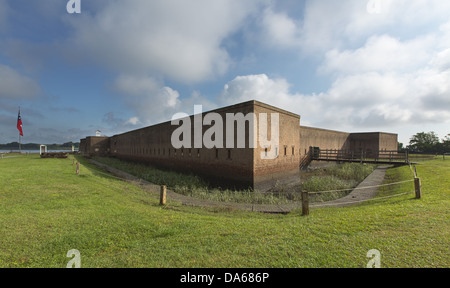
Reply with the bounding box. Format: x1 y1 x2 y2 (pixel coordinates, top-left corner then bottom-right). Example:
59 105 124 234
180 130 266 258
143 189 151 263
398 142 405 152
442 134 450 152
408 131 440 153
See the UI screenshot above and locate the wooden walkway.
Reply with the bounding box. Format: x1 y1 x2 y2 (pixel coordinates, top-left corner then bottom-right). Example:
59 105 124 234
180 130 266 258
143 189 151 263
310 148 411 166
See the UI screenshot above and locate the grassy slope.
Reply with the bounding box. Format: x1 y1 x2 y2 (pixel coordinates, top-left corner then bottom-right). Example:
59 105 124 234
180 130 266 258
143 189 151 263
0 154 448 268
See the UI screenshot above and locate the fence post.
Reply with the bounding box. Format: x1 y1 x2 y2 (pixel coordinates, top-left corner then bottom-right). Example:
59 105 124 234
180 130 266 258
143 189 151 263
414 178 422 199
76 162 80 175
160 185 167 206
302 191 309 216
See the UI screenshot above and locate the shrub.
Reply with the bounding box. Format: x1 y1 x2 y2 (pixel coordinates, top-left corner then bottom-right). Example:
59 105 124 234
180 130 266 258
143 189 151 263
327 163 375 182
301 163 376 202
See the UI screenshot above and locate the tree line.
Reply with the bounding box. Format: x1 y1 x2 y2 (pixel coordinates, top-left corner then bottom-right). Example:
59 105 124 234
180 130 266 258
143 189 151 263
0 142 80 150
399 132 450 154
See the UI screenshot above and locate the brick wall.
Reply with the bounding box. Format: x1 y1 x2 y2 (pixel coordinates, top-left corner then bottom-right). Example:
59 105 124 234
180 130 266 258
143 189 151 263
253 102 301 186
81 100 398 190
299 126 351 155
379 132 398 151
80 136 110 156
109 101 256 189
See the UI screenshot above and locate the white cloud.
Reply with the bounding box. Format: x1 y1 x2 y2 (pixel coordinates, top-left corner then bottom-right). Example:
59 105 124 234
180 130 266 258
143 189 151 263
125 117 140 126
430 48 450 72
65 0 263 83
315 68 450 129
218 74 320 126
113 74 181 124
109 72 225 131
312 16 450 128
217 66 450 133
114 74 161 97
258 0 450 55
260 7 302 49
320 34 434 75
220 74 298 108
0 64 41 99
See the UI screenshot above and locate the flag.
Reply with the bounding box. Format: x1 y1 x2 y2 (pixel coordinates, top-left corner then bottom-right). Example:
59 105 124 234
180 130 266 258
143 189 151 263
17 108 23 136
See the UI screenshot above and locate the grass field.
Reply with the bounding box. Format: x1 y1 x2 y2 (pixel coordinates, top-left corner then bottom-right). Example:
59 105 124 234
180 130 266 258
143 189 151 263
0 154 448 268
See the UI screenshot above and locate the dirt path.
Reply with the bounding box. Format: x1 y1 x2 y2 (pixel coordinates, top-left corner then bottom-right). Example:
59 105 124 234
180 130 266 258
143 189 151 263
88 159 389 213
310 165 391 208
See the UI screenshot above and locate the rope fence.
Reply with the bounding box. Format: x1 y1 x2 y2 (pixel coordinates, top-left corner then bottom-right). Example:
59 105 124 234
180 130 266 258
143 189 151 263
311 191 415 208
32 155 422 215
306 179 414 195
300 177 420 215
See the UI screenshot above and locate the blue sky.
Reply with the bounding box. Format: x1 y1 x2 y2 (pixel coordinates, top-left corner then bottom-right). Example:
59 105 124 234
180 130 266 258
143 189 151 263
1 0 449 146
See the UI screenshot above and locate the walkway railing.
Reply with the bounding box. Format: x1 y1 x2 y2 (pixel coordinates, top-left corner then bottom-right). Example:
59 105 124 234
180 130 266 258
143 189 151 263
310 147 409 164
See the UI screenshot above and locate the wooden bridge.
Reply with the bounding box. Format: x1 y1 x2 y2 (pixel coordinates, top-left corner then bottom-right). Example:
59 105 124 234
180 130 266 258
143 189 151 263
301 147 410 169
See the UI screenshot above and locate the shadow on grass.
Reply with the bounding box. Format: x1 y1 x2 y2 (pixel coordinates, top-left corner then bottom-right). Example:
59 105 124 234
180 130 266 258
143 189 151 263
73 155 130 182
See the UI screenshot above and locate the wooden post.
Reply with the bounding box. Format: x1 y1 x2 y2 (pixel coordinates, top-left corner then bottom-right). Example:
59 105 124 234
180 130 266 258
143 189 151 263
302 191 309 216
76 162 80 175
414 178 422 199
160 185 167 205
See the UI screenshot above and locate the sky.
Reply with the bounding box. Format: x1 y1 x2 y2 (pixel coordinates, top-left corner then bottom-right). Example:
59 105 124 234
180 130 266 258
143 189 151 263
0 0 449 146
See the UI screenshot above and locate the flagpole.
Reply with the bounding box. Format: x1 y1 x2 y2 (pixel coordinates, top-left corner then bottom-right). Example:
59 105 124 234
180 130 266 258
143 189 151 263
18 106 22 154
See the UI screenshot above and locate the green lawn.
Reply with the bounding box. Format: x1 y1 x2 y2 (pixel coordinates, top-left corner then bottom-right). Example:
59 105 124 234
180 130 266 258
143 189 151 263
0 154 448 268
